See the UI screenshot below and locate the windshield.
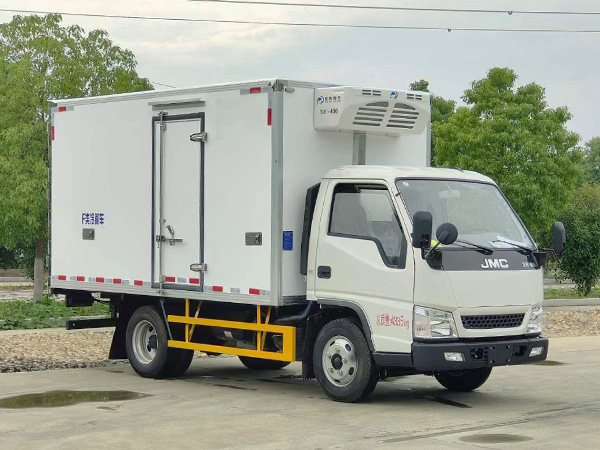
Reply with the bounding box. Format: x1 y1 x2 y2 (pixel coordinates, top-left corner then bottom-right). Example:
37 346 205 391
396 179 535 249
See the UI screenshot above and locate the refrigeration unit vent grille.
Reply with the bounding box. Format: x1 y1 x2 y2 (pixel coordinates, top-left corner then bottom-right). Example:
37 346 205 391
386 103 420 130
352 102 388 127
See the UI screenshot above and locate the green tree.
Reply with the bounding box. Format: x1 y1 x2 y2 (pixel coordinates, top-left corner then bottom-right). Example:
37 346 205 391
583 137 600 183
0 14 153 301
434 67 582 243
558 184 600 295
409 80 455 164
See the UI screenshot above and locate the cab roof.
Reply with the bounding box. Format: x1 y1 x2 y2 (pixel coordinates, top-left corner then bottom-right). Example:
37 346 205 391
323 166 495 185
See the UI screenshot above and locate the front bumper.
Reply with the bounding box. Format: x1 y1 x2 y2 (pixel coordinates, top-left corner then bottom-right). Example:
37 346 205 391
412 337 548 371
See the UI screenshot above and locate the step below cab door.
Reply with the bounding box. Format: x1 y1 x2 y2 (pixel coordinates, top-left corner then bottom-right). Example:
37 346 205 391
312 180 414 353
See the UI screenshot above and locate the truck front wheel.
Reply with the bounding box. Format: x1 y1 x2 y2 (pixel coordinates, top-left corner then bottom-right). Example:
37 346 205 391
126 305 193 378
313 318 378 403
434 367 492 392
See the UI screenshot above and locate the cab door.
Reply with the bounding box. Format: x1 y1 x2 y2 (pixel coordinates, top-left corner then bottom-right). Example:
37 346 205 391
312 180 414 353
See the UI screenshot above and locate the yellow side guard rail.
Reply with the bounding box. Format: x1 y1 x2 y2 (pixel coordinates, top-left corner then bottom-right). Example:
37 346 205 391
168 301 296 362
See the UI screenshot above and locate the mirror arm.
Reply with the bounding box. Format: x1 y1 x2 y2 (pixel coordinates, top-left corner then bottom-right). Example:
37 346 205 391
541 248 564 264
424 242 441 259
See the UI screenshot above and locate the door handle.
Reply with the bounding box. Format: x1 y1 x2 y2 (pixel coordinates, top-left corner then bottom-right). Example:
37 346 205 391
155 235 184 246
164 224 183 246
318 266 331 279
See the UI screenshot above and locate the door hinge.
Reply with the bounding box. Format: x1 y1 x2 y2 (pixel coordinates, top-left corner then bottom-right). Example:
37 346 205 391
190 263 208 273
190 132 207 143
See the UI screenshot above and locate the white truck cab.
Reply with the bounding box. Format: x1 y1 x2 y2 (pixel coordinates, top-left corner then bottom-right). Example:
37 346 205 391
301 165 559 400
49 79 564 402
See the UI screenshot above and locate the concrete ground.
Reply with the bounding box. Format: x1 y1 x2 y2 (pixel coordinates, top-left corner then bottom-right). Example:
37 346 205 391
0 336 599 449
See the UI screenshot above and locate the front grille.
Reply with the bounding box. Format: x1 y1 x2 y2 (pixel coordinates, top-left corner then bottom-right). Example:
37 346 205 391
461 313 525 329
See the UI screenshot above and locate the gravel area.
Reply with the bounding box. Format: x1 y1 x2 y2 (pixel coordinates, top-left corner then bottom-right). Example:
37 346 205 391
544 308 600 338
0 309 598 374
0 329 123 373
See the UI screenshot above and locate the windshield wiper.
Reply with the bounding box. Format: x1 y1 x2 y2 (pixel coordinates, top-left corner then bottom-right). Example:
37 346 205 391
454 239 494 255
491 239 534 255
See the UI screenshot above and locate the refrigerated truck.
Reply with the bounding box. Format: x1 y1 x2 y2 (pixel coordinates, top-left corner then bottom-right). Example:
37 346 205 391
49 78 563 402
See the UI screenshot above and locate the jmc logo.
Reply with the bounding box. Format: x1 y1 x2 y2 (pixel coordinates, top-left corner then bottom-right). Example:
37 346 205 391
481 258 509 269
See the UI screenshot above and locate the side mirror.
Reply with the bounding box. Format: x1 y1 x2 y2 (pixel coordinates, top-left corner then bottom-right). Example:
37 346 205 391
412 211 432 248
552 222 566 257
436 223 458 246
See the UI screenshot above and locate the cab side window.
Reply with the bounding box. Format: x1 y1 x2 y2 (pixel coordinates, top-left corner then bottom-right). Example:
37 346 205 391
329 184 407 268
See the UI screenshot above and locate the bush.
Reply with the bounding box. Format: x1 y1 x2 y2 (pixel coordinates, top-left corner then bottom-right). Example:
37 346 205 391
0 246 19 269
558 184 600 296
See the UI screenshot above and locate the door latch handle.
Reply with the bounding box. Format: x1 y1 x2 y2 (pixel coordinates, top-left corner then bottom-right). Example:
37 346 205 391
155 235 184 246
317 266 331 279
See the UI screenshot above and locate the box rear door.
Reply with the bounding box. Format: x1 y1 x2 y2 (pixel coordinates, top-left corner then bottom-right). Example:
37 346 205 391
153 112 205 290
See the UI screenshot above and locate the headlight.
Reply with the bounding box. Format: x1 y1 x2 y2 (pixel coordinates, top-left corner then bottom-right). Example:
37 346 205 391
414 306 458 339
527 305 545 334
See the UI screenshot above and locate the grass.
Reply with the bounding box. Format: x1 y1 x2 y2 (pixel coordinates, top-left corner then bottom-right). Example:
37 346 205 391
544 286 600 300
0 296 110 330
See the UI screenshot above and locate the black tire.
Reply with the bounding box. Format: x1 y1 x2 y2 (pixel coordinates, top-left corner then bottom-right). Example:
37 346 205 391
165 348 194 377
434 367 492 392
125 305 193 378
238 356 290 370
313 318 378 403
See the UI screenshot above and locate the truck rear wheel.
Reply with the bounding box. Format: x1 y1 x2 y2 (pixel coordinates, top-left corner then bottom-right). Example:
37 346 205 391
434 367 492 392
238 356 290 370
313 318 378 403
126 305 193 378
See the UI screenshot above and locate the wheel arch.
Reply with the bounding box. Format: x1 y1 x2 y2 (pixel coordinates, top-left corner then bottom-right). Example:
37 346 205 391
109 296 172 359
301 299 374 380
317 299 374 351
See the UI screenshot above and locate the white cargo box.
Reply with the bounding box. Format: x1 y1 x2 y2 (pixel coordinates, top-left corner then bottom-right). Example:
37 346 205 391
50 79 431 306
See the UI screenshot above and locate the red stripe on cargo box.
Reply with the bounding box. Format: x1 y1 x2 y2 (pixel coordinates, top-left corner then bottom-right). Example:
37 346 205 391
134 280 143 286
267 108 272 126
165 276 176 283
57 275 67 281
96 277 105 283
51 126 55 140
249 288 260 295
212 285 224 292
113 278 122 284
189 278 200 285
76 276 85 282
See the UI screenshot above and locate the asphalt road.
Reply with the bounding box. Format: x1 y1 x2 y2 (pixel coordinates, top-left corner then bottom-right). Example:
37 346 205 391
0 336 599 449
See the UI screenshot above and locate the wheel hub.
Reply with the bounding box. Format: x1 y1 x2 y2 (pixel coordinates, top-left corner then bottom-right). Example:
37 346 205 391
132 320 158 365
322 336 358 387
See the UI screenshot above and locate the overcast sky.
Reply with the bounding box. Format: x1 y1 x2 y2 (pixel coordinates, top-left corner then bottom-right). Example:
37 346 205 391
1 0 598 143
